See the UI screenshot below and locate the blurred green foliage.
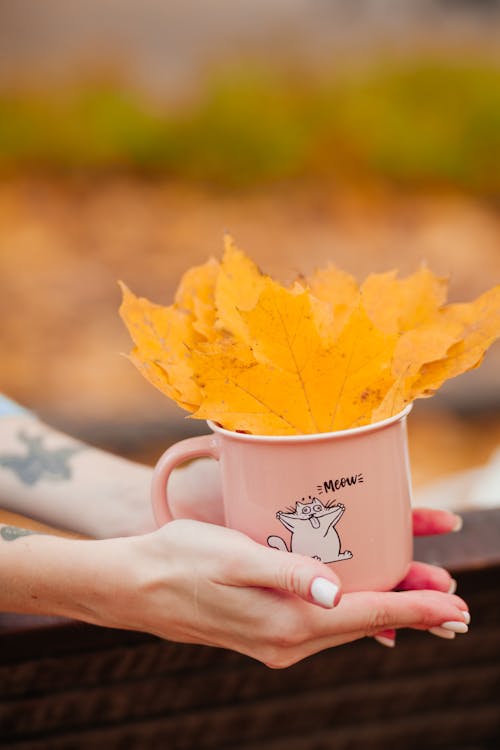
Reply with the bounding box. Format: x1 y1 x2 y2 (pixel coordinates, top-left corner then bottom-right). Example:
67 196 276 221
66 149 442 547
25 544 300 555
0 60 499 193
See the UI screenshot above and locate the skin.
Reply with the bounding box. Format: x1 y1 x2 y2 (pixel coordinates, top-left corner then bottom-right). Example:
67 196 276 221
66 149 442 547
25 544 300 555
0 412 469 667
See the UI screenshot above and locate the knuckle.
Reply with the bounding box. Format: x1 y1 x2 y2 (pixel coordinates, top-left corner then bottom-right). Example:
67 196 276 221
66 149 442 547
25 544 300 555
365 610 392 634
276 625 306 649
256 611 309 667
400 591 441 628
416 597 443 627
270 609 310 649
364 592 444 634
277 560 305 595
214 556 238 581
359 594 393 634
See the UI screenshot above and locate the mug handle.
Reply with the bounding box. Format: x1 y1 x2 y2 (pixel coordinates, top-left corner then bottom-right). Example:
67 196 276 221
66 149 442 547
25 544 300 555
151 435 220 526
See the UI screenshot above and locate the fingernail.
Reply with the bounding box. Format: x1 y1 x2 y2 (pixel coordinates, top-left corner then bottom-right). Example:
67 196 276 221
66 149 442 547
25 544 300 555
310 577 339 608
462 611 471 625
452 516 463 532
447 579 457 594
374 635 396 648
439 620 469 634
429 627 456 640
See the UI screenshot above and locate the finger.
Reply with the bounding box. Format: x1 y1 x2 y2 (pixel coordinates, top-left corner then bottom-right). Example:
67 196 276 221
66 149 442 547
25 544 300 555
296 604 462 662
412 507 462 536
396 560 456 593
373 559 456 646
296 590 470 661
230 543 342 609
258 589 469 666
309 589 469 638
168 459 224 525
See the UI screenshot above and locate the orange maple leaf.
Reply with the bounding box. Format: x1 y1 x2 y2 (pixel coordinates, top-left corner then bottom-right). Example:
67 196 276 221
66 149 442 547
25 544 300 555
119 239 500 435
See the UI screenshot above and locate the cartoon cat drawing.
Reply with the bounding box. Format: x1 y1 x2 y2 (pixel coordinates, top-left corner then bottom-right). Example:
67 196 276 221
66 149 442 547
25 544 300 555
267 497 353 563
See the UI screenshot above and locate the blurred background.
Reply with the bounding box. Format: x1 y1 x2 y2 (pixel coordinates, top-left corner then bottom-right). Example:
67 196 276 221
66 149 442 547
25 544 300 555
0 0 499 508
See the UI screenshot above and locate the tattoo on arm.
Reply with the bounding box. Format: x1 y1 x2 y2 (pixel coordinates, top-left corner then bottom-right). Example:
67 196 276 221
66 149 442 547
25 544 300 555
0 525 42 541
0 430 84 485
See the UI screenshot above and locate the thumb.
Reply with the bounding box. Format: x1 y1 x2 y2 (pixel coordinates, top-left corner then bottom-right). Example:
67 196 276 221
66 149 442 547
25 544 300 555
235 542 342 609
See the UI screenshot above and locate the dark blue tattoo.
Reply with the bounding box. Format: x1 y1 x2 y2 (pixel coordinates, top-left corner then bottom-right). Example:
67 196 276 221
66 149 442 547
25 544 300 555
0 525 40 541
0 431 83 485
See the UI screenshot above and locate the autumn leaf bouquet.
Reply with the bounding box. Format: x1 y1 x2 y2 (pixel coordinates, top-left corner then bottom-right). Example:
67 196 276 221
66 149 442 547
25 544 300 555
120 236 500 436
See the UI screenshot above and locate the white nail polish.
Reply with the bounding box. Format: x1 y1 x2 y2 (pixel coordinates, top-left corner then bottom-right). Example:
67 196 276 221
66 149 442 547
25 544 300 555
310 577 339 608
462 611 471 625
439 620 469 634
429 627 456 640
452 516 463 532
447 579 457 594
374 635 395 648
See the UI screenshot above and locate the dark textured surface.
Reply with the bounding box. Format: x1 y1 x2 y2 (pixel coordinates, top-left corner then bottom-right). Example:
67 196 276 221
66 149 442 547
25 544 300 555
413 506 500 571
1 508 499 749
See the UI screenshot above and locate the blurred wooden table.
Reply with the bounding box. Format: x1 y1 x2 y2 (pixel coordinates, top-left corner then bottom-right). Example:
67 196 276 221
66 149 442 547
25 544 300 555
1 509 500 750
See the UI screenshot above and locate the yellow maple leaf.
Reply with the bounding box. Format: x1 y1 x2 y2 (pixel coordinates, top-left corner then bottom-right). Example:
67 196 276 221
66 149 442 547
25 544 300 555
237 282 397 433
191 339 316 435
215 234 266 340
317 307 398 431
306 264 359 338
372 311 465 420
119 240 500 435
410 285 500 399
119 282 202 410
361 267 448 334
174 257 219 341
372 285 500 420
188 278 397 435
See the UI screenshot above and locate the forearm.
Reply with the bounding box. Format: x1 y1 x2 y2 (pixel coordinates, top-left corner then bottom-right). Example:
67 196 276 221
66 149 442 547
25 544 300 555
0 525 108 621
0 413 155 538
0 523 174 639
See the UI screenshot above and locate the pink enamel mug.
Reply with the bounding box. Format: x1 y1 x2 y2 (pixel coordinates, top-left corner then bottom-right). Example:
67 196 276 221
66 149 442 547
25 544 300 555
151 405 413 592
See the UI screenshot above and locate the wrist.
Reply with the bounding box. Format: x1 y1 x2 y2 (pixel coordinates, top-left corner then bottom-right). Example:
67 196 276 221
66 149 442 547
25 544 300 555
0 530 137 626
0 531 93 620
66 533 164 633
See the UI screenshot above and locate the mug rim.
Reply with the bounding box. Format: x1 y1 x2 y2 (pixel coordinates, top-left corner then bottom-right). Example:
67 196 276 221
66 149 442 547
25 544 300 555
207 403 413 443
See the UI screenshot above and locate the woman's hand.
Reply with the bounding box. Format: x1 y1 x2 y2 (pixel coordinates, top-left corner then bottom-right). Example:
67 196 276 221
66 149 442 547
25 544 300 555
373 507 465 648
81 519 469 668
167 460 468 652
